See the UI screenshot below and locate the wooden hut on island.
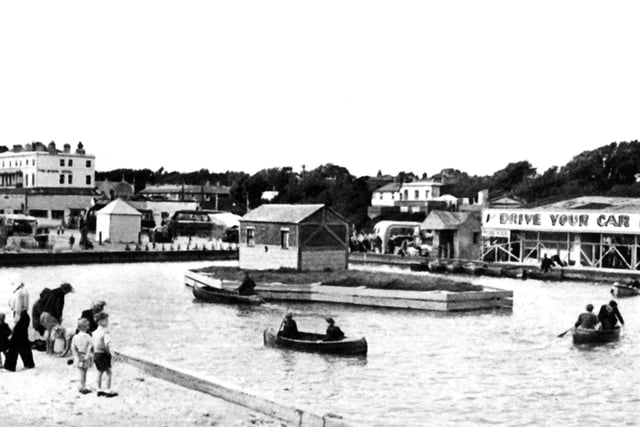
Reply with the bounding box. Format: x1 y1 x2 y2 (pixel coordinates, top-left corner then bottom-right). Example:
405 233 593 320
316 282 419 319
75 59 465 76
239 204 350 271
421 210 482 260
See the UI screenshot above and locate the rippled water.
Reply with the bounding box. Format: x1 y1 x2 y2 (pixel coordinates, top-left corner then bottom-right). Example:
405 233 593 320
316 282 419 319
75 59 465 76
1 262 639 426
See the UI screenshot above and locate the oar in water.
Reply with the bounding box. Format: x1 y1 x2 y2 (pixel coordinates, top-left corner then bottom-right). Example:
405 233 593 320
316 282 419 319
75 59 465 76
557 327 573 338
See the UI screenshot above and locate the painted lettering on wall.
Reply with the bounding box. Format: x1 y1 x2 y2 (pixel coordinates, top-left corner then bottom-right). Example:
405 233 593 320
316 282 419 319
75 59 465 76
499 213 541 226
549 214 589 227
596 214 629 228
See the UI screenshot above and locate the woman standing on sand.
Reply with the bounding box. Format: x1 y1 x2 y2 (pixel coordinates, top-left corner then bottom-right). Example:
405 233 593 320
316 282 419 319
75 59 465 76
4 279 35 371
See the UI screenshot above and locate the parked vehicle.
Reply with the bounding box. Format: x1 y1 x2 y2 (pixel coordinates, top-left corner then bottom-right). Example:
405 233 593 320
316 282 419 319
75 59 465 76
167 210 217 238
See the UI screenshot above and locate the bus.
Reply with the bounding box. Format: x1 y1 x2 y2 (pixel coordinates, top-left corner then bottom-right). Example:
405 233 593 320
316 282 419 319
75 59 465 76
373 220 432 255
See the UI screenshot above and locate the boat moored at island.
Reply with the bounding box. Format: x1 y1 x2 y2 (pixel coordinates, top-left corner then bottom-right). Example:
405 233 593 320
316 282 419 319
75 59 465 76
263 328 367 356
192 283 265 305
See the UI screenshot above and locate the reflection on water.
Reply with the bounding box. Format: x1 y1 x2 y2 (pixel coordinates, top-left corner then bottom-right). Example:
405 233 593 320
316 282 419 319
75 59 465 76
0 262 639 426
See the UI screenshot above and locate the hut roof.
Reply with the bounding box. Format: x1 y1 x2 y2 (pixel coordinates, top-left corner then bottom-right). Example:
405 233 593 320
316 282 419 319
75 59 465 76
97 199 142 216
241 204 326 224
421 211 472 230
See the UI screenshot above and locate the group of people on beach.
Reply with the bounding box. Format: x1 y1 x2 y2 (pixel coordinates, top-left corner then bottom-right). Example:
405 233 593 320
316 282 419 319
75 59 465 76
575 300 625 330
0 277 117 397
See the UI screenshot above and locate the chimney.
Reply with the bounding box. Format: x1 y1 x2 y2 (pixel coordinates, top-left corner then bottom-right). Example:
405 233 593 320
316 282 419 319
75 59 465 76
12 144 23 153
0 146 8 154
48 141 57 154
63 143 71 153
34 142 46 152
478 189 489 207
76 142 85 154
24 143 33 151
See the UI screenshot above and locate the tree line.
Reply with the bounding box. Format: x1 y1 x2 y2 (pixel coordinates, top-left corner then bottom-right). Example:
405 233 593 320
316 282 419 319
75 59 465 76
96 140 640 228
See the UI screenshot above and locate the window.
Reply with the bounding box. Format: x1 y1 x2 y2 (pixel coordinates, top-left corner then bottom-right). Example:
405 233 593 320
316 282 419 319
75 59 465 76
379 193 383 200
31 173 34 186
246 228 255 246
404 190 408 199
86 160 91 167
391 193 395 200
68 159 73 167
32 159 35 166
60 159 64 166
473 232 480 244
414 190 419 199
59 174 65 184
51 210 64 219
86 175 92 185
68 175 73 184
280 229 290 249
425 190 430 199
29 209 48 218
25 174 28 186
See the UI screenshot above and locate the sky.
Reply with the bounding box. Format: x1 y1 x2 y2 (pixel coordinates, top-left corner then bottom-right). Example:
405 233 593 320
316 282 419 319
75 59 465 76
1 1 639 178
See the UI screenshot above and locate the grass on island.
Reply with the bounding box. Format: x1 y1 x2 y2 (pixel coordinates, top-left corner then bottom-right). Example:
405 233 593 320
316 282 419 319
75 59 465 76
193 266 483 293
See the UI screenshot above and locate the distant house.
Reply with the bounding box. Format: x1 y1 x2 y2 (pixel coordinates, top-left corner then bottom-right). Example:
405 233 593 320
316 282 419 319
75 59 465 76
139 183 230 210
239 204 349 271
422 210 481 260
95 178 134 200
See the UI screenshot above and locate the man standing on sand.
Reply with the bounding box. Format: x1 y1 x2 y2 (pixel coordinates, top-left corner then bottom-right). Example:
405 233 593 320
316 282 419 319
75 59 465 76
5 278 35 371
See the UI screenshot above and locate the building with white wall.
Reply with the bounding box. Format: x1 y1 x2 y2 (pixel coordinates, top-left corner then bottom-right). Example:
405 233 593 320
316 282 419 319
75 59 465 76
0 141 97 227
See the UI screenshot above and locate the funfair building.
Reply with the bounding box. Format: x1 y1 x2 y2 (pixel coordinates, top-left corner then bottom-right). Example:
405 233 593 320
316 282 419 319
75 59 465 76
481 196 640 271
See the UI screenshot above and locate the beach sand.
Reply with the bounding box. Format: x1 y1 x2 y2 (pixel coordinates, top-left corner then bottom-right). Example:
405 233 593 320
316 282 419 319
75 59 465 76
1 352 283 427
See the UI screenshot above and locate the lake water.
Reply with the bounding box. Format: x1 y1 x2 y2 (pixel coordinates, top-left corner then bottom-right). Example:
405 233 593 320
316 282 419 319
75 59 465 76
1 262 639 426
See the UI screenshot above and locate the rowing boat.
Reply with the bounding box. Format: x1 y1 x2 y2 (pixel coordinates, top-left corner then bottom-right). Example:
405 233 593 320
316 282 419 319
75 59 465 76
572 327 621 345
611 283 640 297
263 328 367 356
192 283 264 305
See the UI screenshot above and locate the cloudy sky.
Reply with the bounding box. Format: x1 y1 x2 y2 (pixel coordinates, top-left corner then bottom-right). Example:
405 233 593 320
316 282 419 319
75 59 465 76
1 1 639 178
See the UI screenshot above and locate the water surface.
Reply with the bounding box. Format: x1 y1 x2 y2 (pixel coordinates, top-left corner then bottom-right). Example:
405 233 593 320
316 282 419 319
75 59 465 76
1 262 638 426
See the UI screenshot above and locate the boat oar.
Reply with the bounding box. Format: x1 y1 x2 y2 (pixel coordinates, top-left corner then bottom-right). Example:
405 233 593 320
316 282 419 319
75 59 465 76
557 327 573 338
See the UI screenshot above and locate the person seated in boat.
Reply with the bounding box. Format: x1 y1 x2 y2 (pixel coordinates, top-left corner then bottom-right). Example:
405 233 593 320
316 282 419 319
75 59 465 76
597 300 624 330
540 254 553 273
323 317 345 341
574 304 598 329
627 278 640 289
237 271 256 296
278 313 299 339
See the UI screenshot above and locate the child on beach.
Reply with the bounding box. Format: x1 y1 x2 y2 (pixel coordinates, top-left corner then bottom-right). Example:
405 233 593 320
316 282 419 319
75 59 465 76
70 318 93 393
0 313 11 368
92 312 118 398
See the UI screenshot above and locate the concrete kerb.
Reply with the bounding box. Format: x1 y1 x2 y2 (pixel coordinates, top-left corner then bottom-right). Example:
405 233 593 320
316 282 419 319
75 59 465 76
113 351 351 427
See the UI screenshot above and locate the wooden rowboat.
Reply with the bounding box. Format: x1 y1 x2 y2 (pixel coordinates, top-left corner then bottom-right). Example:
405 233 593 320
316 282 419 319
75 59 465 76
503 268 525 279
192 283 264 305
611 283 640 298
445 262 464 274
527 269 563 281
482 265 503 277
462 263 483 276
263 328 367 356
572 327 621 345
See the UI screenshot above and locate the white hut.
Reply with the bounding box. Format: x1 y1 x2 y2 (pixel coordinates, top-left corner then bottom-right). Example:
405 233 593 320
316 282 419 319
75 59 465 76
96 199 142 243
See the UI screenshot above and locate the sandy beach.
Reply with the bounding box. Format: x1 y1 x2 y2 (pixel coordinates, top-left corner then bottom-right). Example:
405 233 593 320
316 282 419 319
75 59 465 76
1 352 283 427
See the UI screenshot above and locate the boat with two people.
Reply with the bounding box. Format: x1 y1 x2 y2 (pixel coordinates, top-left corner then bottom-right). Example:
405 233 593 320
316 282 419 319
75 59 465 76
263 313 367 356
562 301 624 345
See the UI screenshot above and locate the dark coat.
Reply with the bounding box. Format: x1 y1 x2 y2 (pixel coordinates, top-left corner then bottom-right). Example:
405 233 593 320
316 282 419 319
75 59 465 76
0 322 11 352
40 287 67 322
238 276 256 296
279 318 299 339
80 309 99 334
324 325 345 341
598 304 624 330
